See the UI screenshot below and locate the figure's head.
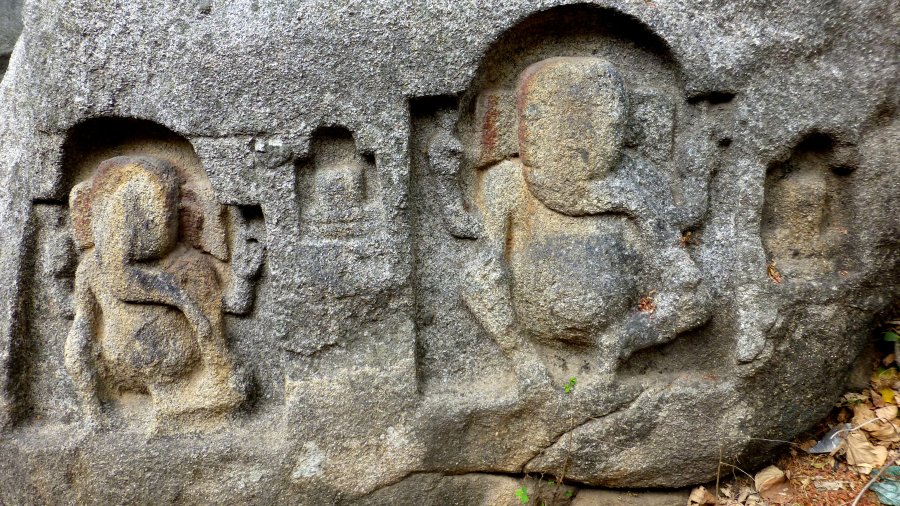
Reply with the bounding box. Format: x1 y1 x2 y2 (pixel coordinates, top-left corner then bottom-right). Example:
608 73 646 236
516 57 627 186
82 156 180 261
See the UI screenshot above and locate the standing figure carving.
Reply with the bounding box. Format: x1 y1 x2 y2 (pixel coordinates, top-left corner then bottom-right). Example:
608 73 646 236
64 156 263 427
430 57 713 392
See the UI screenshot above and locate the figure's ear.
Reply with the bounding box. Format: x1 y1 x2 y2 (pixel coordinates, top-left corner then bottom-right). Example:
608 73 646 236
473 88 517 169
179 184 229 261
69 180 94 250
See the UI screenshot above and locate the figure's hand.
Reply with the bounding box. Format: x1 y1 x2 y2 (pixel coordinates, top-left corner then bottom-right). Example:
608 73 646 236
517 368 554 400
428 130 482 240
233 238 265 279
443 210 483 240
654 249 713 335
616 312 663 362
507 347 554 405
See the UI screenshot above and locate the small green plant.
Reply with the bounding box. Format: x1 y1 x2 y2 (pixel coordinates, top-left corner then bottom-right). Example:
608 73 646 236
515 485 530 504
564 377 577 394
564 490 573 498
885 331 899 342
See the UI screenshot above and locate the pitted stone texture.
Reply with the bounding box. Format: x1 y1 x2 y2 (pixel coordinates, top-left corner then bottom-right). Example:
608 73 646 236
0 0 22 78
0 0 898 503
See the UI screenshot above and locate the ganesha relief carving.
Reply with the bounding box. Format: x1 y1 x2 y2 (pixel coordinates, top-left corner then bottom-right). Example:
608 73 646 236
429 57 713 391
64 155 264 427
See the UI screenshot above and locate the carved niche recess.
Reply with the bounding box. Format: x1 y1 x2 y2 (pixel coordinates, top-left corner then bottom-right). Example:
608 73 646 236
55 122 266 429
417 10 729 398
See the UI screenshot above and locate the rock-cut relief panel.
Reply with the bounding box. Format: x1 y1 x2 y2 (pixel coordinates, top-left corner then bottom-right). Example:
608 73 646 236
762 133 859 281
64 154 264 429
423 55 720 396
273 126 405 356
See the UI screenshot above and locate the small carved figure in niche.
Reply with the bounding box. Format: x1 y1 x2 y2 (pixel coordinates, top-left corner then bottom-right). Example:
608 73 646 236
762 133 858 280
298 128 379 241
64 156 263 427
431 57 712 392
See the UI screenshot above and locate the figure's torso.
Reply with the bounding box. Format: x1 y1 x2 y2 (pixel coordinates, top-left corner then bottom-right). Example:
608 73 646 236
89 250 220 390
505 171 645 347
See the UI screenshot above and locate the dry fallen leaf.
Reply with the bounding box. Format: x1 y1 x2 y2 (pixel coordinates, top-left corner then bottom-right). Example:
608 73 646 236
767 261 783 284
688 485 717 505
813 479 847 491
873 369 899 390
754 465 785 492
741 487 768 506
883 388 896 404
868 420 900 443
877 405 898 421
754 465 793 504
744 494 765 506
845 431 888 471
859 405 900 442
762 482 795 503
873 389 887 408
853 403 877 427
720 484 733 498
844 392 869 405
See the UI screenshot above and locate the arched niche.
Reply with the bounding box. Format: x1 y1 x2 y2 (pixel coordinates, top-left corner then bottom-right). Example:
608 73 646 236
60 117 210 198
456 3 684 173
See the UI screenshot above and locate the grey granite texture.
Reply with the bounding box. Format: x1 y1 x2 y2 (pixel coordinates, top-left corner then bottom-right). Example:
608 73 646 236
0 0 22 79
0 0 897 503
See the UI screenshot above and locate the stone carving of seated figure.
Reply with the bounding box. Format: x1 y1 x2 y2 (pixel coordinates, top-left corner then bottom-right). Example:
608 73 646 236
64 156 260 428
302 164 367 239
431 57 712 393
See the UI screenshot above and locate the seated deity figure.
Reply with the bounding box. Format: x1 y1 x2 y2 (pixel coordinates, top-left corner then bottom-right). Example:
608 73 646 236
436 57 712 393
64 156 257 427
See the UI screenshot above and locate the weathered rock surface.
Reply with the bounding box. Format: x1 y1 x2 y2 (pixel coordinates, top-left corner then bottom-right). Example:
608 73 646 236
0 0 897 503
0 0 22 80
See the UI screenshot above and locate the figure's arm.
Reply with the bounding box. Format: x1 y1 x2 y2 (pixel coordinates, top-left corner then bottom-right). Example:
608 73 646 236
64 260 103 423
427 130 482 239
461 161 520 350
42 232 78 318
222 208 266 315
575 160 713 358
524 156 668 230
103 261 212 340
461 162 549 390
95 221 211 338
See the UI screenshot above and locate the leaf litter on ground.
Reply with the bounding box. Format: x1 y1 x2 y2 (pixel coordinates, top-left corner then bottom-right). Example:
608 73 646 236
689 323 900 505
